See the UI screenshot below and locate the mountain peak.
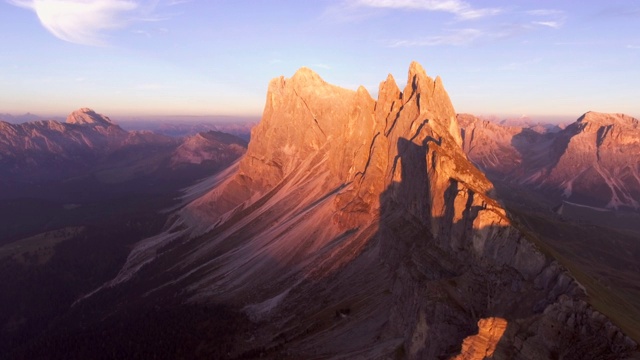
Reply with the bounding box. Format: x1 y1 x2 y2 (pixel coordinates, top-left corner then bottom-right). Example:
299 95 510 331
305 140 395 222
290 66 325 85
577 111 639 128
408 60 427 79
66 108 114 126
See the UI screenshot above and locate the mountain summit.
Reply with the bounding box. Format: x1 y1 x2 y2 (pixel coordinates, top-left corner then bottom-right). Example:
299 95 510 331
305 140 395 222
65 107 114 126
91 63 637 359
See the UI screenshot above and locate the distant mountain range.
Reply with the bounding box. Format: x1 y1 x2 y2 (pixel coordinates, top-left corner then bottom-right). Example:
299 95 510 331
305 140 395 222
0 112 64 123
0 112 257 141
119 118 256 141
0 108 247 191
459 112 640 211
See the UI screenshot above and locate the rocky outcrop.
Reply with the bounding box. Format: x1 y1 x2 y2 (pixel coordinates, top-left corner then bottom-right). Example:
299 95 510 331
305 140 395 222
103 63 638 359
453 317 507 360
459 112 640 210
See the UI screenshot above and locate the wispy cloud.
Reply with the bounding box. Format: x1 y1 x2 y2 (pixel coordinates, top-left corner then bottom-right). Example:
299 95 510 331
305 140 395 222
627 45 640 49
533 21 561 29
388 28 483 47
7 0 181 46
326 0 501 22
527 8 565 29
350 0 501 20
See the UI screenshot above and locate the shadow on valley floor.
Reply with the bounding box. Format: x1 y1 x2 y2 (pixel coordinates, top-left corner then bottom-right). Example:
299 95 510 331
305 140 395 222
0 160 246 358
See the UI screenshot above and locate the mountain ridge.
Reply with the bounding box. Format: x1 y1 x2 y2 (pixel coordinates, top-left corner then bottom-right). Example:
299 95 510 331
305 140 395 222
84 63 639 359
460 111 640 210
0 108 249 183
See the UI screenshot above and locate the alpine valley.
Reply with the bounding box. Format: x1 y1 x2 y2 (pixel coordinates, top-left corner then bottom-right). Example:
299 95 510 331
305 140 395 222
1 63 639 359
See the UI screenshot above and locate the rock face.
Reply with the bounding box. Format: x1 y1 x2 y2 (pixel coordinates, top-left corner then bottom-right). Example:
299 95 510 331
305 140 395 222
453 317 507 360
102 63 638 359
459 112 640 210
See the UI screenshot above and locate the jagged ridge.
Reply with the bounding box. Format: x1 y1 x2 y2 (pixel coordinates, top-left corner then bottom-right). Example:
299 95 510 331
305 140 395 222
101 63 638 359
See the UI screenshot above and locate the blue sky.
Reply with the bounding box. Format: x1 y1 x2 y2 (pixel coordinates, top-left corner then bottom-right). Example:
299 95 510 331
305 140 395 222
1 1 639 121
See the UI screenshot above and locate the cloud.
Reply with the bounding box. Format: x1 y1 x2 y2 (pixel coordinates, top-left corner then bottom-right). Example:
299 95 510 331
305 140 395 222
533 21 561 29
527 8 565 29
627 45 640 49
388 28 483 47
7 0 179 46
333 0 501 21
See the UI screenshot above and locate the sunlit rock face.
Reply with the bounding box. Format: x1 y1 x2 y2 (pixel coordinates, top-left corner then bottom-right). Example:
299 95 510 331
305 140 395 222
109 63 638 359
65 107 114 126
459 112 640 210
453 317 507 360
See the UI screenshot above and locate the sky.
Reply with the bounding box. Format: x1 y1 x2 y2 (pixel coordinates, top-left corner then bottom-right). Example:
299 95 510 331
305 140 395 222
1 0 639 121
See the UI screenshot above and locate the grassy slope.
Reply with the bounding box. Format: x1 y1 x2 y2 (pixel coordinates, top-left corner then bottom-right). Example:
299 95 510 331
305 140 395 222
497 183 640 343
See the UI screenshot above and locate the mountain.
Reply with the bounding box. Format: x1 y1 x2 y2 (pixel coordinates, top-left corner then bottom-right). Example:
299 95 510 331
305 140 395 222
0 112 53 123
45 63 639 359
171 130 247 166
0 108 248 192
0 107 249 245
459 112 640 210
119 117 257 141
0 108 169 183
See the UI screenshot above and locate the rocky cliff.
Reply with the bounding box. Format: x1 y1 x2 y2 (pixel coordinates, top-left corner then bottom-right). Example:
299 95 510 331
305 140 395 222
99 63 638 359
